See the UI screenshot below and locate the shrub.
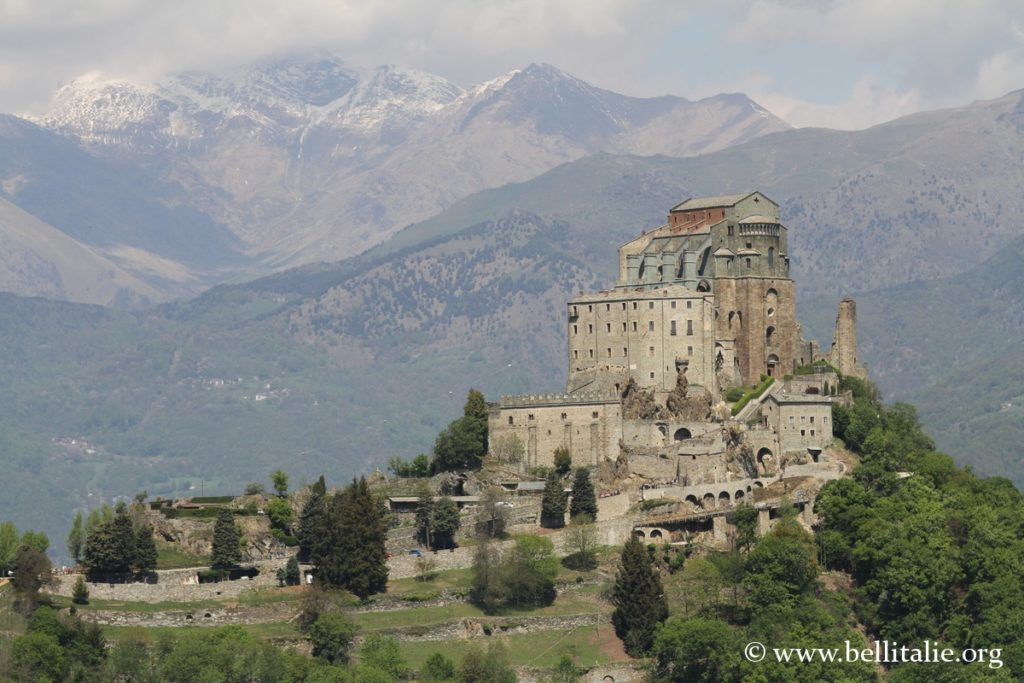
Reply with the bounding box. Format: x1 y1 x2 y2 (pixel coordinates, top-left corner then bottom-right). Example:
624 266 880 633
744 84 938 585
72 576 89 605
724 386 745 402
730 376 775 416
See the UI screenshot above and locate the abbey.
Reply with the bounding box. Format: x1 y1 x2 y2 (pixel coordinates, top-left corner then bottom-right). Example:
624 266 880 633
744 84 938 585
488 192 866 478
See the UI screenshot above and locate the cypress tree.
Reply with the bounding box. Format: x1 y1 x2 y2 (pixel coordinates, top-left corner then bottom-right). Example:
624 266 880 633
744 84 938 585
415 487 435 548
340 478 388 599
314 478 388 599
298 476 327 562
133 524 158 573
211 510 242 569
67 511 84 565
540 471 567 529
612 534 668 655
569 468 598 521
430 496 461 550
82 513 136 576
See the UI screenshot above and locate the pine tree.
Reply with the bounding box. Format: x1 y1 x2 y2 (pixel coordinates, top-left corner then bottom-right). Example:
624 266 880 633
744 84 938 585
298 476 327 562
540 471 567 529
569 468 598 521
612 534 668 655
67 511 84 565
211 510 242 569
133 524 158 573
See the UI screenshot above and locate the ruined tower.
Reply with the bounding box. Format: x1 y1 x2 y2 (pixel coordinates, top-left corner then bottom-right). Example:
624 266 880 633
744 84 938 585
827 298 867 379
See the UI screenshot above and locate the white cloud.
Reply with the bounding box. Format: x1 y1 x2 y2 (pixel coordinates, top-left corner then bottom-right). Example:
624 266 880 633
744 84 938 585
0 0 1022 128
0 0 692 114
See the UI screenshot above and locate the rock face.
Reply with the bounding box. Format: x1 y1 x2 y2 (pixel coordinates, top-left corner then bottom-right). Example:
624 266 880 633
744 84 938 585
149 510 286 562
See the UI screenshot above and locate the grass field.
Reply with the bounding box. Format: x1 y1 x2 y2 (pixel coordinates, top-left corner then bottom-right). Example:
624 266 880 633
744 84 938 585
156 546 209 570
396 624 628 670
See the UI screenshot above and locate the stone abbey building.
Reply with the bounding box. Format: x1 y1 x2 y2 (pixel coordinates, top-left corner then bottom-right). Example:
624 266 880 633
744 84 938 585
488 192 866 477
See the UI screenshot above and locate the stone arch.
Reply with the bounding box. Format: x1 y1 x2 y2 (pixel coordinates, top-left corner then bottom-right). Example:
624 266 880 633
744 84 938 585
765 288 779 305
753 480 765 489
766 326 776 346
728 311 735 329
702 492 716 509
766 353 779 377
718 490 731 506
650 529 663 539
633 529 646 539
697 279 711 293
685 494 699 508
673 427 691 442
603 677 615 683
756 448 773 474
735 489 745 502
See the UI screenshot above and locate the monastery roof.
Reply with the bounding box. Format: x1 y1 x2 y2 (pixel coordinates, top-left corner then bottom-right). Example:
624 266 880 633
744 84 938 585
766 392 833 405
571 284 708 302
670 192 754 212
738 214 779 224
713 247 736 257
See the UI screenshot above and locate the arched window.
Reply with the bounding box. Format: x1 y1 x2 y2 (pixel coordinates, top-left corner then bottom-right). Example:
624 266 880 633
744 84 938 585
766 326 775 346
728 311 735 329
673 428 692 442
768 246 775 267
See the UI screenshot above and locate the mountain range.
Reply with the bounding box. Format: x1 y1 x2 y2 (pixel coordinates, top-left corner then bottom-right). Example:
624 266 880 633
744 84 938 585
2 54 1024 554
0 55 787 306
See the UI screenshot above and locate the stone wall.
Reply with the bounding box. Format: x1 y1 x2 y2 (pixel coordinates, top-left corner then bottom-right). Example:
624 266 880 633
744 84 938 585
50 560 288 602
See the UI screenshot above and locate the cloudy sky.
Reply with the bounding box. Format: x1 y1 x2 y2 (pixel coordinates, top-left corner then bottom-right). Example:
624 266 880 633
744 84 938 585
2 0 1023 129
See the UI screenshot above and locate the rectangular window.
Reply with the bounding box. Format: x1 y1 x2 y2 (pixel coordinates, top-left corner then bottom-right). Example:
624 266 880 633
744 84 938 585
811 430 816 436
650 372 655 379
561 412 567 420
687 301 692 309
670 320 677 336
588 324 593 333
573 350 578 359
606 304 611 311
632 302 637 310
622 347 627 356
588 305 593 312
592 411 599 419
589 349 594 358
671 301 677 309
632 322 638 332
649 346 655 356
688 346 693 356
810 416 815 424
824 416 829 423
573 325 577 335
687 320 693 335
728 226 734 236
648 321 655 331
622 322 627 332
789 416 794 425
801 415 806 423
621 303 626 310
606 323 611 333
801 429 806 436
649 301 654 309
528 414 535 421
607 348 612 357
508 416 513 425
